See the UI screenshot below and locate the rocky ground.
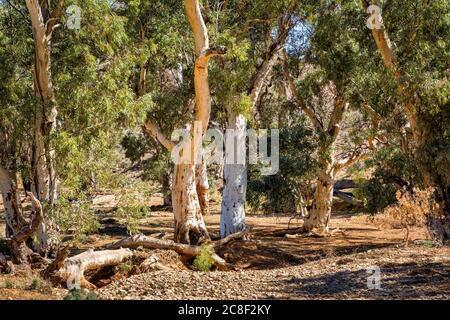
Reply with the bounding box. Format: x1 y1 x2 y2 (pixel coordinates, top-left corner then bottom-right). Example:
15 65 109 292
1 208 449 300
98 245 450 300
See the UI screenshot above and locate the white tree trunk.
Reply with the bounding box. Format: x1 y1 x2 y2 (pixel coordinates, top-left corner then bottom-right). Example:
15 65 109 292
220 114 247 238
26 0 62 254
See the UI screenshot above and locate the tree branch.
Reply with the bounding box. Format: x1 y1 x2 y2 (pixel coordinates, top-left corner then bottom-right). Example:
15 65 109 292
281 52 324 131
142 116 175 151
46 0 64 36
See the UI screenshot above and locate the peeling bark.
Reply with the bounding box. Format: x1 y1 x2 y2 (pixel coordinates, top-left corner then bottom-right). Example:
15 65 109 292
173 163 209 244
9 192 44 264
55 248 133 289
26 0 64 253
303 162 335 234
195 157 210 216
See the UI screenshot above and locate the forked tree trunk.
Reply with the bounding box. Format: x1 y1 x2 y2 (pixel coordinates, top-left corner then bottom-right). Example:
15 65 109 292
172 163 209 244
220 114 247 237
144 0 225 244
303 162 335 234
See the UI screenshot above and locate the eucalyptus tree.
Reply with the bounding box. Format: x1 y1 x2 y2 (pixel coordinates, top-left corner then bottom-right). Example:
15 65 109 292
282 1 375 234
362 0 450 242
141 0 227 244
206 0 302 237
0 0 140 259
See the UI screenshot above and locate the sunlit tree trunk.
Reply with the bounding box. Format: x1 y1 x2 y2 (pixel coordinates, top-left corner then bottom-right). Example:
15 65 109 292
26 0 64 254
173 163 209 244
303 158 335 234
195 158 210 216
144 0 225 244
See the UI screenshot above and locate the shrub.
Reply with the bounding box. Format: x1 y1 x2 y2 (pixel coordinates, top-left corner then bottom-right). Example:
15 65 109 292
63 289 98 300
192 246 215 272
30 277 42 290
4 280 14 289
383 188 439 242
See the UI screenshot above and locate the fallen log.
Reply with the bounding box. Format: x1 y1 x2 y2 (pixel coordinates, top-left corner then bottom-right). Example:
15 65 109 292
52 248 133 289
107 227 250 270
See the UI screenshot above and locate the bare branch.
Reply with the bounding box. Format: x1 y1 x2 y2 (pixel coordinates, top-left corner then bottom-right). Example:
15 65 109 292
142 116 175 151
281 52 324 131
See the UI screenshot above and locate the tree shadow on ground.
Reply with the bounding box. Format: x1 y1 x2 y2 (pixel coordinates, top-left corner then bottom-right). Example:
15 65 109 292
272 261 450 299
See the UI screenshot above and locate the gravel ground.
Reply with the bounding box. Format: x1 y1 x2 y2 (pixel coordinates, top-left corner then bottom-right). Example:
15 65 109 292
98 245 450 300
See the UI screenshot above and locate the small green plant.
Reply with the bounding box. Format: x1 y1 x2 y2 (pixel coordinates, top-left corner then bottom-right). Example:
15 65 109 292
117 261 133 272
30 277 42 290
192 245 215 272
4 280 14 289
63 288 98 300
420 240 436 249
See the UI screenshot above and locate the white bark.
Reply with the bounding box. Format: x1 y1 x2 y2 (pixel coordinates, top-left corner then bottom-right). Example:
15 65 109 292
219 18 292 237
26 0 63 254
220 114 247 238
57 248 133 289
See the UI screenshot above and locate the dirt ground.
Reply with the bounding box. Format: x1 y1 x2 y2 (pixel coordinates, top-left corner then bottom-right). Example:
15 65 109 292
1 203 449 300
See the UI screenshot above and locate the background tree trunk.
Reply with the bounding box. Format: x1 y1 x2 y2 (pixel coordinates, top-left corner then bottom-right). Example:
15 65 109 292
220 113 247 237
303 162 335 234
0 166 25 238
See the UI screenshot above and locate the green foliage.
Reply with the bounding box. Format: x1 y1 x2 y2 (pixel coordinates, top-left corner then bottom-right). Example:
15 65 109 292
63 289 98 300
43 193 100 243
117 261 133 273
30 277 42 291
192 246 215 272
115 193 150 235
248 122 317 213
3 280 14 289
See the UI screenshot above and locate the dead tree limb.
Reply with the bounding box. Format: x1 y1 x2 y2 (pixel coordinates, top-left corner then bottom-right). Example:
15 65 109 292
51 248 133 289
107 227 250 270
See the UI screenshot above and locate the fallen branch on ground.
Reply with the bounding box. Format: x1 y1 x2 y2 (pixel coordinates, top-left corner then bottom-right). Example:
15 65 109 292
107 227 250 270
45 248 133 289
